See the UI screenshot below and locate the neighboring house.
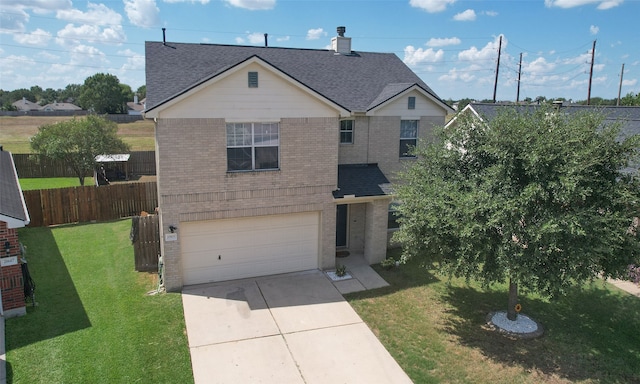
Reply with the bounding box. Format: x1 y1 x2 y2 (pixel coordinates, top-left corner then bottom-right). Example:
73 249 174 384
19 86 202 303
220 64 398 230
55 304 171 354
145 27 454 290
12 97 41 111
127 96 145 115
447 102 640 172
0 146 30 317
449 102 640 136
41 102 82 112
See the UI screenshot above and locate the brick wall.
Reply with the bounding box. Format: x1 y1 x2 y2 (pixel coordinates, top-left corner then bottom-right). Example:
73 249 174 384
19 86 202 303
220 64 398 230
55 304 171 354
0 221 25 313
156 117 339 290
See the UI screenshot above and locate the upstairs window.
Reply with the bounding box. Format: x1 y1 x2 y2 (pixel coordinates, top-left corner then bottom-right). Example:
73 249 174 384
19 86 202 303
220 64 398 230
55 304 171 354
408 96 416 110
400 120 418 158
340 120 354 144
248 72 258 88
227 123 279 171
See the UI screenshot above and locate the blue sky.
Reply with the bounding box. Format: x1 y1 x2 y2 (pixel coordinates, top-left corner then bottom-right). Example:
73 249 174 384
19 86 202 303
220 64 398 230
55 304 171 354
1 0 638 102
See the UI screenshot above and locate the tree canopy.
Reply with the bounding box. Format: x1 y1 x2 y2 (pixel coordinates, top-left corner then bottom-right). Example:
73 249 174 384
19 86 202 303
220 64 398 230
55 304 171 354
394 107 640 304
30 115 130 185
78 73 128 114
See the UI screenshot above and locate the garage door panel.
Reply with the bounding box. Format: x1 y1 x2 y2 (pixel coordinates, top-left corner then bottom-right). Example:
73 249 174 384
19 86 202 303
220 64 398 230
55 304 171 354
181 212 319 285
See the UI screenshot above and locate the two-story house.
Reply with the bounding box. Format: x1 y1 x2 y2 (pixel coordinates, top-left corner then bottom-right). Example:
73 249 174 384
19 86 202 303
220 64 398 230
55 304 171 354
145 27 453 291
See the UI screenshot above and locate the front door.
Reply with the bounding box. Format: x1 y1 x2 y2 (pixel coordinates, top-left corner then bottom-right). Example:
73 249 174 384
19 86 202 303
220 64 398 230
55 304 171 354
336 205 348 247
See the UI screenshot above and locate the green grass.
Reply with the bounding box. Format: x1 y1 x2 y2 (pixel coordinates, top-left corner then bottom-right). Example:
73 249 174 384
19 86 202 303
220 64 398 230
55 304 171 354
6 220 193 384
19 177 82 190
347 249 640 384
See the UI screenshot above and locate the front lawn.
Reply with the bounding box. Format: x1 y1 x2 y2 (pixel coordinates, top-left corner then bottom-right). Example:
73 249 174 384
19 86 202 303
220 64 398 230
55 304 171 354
347 249 640 384
6 219 193 384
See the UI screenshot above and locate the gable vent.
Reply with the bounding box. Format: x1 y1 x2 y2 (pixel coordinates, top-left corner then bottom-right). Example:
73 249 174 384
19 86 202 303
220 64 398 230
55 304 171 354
331 26 352 55
248 71 258 88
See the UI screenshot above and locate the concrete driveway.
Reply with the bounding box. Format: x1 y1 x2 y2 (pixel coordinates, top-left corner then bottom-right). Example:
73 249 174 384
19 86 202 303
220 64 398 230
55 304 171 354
182 270 413 384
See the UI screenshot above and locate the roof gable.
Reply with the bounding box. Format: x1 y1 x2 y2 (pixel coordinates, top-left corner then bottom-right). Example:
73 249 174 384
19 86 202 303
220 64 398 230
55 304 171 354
146 55 349 118
145 42 448 115
366 83 454 115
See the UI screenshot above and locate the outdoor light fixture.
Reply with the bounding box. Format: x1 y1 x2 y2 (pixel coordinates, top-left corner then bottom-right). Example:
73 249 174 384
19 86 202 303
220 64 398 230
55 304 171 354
169 225 177 233
4 241 10 255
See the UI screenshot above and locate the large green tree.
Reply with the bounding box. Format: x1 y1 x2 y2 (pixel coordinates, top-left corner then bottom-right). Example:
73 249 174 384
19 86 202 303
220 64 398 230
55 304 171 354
394 106 640 320
30 115 130 185
78 73 128 114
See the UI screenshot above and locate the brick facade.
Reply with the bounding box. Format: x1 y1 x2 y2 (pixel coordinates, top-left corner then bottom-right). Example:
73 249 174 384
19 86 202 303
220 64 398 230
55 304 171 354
156 117 339 291
0 221 25 315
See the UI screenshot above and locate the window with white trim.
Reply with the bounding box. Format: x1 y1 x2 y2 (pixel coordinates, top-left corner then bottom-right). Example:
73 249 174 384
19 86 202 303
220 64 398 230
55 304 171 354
226 122 279 171
340 120 354 144
408 96 416 109
400 120 418 158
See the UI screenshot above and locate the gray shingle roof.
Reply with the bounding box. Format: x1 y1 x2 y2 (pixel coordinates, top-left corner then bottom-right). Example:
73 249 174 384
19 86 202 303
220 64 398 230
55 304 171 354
0 149 29 223
468 103 640 139
145 42 447 113
333 164 391 198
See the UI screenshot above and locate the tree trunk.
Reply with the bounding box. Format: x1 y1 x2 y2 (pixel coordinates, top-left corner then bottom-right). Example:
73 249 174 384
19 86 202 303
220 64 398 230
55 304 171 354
507 278 518 321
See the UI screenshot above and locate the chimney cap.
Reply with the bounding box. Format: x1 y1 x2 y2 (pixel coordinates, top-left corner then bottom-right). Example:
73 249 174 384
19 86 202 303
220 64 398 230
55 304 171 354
337 26 346 37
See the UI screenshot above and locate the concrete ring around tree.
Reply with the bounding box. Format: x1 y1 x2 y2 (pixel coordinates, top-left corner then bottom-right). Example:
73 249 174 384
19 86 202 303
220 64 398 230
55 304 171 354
485 311 544 339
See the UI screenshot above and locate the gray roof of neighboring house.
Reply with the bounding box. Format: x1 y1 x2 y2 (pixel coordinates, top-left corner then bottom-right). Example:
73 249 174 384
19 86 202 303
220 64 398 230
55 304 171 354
333 164 391 198
0 149 29 223
41 102 82 111
12 99 41 111
145 41 451 113
464 103 640 138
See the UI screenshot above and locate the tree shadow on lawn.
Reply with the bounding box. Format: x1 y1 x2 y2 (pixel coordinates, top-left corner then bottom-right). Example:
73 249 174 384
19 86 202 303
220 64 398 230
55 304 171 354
441 283 640 383
6 226 91 350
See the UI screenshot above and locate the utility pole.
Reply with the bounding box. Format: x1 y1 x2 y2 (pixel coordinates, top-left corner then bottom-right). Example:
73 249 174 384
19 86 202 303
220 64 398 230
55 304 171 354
617 63 625 106
492 35 502 103
516 52 523 103
587 40 596 105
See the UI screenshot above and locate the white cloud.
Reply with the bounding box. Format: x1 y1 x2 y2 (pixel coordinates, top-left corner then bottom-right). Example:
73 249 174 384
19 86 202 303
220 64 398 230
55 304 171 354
9 0 72 12
426 37 461 47
403 46 444 66
306 28 325 40
221 0 275 10
409 0 456 13
438 67 477 83
124 0 160 28
56 23 126 46
164 0 210 4
524 57 557 74
453 9 476 21
458 35 506 62
276 36 290 42
56 2 122 26
0 8 30 32
234 32 267 45
13 28 52 46
483 10 498 16
247 32 265 44
544 0 623 10
119 49 144 70
590 25 599 35
622 78 637 87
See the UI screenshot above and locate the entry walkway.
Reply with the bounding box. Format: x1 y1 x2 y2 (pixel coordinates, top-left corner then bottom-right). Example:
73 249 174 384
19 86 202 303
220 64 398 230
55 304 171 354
181 269 412 384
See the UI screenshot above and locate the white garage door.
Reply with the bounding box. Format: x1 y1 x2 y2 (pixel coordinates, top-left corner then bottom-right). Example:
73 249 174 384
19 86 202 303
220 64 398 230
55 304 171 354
181 212 319 285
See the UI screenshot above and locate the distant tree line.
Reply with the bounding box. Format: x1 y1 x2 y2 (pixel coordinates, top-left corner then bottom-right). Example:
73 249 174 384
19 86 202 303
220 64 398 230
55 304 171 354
1 73 146 114
444 92 640 111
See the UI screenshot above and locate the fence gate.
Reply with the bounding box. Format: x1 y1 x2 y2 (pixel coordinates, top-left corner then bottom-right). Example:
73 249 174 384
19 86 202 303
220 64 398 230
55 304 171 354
130 215 160 272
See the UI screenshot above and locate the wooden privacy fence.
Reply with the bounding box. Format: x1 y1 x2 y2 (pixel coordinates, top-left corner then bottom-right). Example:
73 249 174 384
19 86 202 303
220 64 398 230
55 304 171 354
130 215 160 272
23 182 158 227
13 151 156 178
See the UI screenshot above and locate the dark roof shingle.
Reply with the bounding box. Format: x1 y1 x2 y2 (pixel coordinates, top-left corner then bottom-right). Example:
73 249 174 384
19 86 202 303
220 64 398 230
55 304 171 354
333 164 391 198
145 42 447 113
